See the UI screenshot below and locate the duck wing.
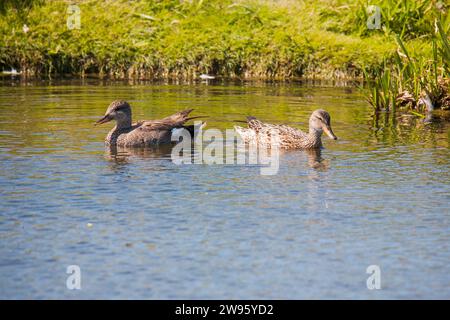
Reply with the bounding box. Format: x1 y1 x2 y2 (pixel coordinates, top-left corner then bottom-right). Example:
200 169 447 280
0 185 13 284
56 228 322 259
135 109 204 131
235 116 308 148
118 109 205 146
247 117 306 137
135 119 178 132
113 109 205 146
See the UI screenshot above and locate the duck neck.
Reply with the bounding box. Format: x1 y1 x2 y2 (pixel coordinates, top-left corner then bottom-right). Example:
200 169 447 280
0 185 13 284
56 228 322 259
115 117 132 130
106 118 132 146
307 127 323 146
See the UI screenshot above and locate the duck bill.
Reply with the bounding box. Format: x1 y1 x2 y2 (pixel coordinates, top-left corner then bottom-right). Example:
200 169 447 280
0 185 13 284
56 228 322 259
323 125 337 140
95 114 112 125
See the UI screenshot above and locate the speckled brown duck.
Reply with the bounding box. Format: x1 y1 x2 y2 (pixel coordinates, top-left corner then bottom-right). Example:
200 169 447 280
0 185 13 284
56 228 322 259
234 109 337 149
96 100 205 147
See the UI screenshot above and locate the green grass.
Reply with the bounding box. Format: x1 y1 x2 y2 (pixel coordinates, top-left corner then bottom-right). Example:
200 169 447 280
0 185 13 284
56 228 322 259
0 0 447 84
364 17 450 114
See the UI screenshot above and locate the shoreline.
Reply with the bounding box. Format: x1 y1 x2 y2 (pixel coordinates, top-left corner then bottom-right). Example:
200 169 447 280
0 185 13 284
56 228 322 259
0 74 365 88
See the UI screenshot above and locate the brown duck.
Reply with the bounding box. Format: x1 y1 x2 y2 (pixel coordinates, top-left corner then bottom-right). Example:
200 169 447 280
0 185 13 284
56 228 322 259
234 109 337 149
96 100 204 147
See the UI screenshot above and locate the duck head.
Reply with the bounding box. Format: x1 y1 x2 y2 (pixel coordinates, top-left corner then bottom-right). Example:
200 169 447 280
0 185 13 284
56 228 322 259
96 100 132 128
309 109 337 140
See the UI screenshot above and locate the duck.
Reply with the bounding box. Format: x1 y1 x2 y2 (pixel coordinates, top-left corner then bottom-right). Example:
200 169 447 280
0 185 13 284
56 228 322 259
234 109 337 149
95 100 205 147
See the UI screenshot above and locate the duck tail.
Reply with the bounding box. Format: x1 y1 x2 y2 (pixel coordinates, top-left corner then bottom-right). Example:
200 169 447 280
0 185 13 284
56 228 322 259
167 109 206 126
185 115 209 122
167 108 194 123
233 116 257 125
176 108 194 118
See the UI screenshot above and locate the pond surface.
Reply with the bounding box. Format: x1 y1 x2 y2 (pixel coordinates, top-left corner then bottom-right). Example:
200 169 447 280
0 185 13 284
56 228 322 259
0 79 449 299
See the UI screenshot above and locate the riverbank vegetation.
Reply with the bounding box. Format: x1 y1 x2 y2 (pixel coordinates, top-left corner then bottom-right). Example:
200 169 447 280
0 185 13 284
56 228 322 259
0 0 449 114
0 0 423 79
361 1 450 114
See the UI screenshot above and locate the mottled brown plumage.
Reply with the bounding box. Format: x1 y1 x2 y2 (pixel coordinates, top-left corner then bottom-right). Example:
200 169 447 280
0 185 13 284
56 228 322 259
234 109 337 149
96 100 204 147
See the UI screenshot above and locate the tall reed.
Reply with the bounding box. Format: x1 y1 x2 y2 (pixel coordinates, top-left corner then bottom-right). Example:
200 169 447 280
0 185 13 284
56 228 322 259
364 18 449 114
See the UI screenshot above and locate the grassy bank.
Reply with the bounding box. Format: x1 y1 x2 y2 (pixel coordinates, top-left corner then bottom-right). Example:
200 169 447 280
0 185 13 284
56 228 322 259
0 0 448 82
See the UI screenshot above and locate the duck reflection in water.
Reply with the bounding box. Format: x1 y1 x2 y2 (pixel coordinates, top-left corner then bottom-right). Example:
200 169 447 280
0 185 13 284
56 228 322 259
305 148 329 170
105 144 175 164
104 141 330 171
104 129 330 170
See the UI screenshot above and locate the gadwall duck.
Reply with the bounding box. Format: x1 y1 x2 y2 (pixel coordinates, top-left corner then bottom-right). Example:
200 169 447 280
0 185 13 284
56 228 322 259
96 100 204 147
234 109 337 149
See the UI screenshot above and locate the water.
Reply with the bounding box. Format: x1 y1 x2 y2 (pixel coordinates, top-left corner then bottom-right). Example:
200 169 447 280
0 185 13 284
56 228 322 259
0 80 449 299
